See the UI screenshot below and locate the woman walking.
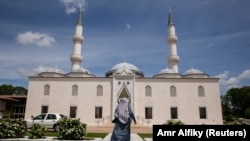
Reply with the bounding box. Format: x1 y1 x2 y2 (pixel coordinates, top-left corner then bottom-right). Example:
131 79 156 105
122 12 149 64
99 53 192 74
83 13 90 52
111 97 137 141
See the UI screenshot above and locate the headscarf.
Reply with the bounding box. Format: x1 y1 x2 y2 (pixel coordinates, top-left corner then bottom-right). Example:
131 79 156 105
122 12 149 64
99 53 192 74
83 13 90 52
114 97 130 124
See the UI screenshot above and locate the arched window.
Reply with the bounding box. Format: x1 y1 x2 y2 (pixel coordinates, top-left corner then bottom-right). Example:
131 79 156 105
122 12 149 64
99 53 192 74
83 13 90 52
198 86 205 97
72 85 78 96
170 85 177 97
145 85 152 97
44 84 50 95
97 85 103 96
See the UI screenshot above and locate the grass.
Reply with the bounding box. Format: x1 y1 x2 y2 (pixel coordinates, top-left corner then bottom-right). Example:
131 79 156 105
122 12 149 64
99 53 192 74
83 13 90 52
138 133 153 138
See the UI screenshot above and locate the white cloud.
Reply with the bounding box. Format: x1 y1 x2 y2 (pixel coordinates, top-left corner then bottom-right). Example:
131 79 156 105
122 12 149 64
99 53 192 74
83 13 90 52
59 0 87 15
215 69 250 90
16 31 56 48
238 70 250 80
18 65 65 76
125 23 131 31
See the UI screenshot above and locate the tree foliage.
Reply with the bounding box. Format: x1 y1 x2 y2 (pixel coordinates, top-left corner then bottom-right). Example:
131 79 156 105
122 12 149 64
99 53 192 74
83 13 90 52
222 86 250 121
0 84 27 95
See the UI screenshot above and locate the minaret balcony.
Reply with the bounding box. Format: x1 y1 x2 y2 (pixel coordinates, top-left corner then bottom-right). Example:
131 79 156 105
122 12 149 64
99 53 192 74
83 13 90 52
168 55 180 62
72 35 83 43
70 54 83 62
167 35 178 43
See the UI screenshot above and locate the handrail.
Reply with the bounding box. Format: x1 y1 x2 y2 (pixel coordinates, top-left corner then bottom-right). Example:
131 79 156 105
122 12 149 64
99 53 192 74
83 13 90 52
95 116 111 126
136 115 151 126
136 115 145 123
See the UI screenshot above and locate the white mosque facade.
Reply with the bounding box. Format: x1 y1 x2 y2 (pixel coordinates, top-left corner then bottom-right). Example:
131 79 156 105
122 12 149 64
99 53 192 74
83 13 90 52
25 8 223 125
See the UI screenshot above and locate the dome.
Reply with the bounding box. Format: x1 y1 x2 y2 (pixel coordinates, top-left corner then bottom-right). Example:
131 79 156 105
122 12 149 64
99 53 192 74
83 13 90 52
183 67 209 78
115 67 133 74
42 66 64 74
73 67 92 74
183 68 204 75
157 67 176 74
105 62 144 77
38 66 65 77
110 62 140 72
153 67 181 78
66 67 95 77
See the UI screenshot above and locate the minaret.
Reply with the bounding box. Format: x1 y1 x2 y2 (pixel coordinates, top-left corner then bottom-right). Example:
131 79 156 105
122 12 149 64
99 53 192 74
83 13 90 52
70 7 84 72
167 6 179 73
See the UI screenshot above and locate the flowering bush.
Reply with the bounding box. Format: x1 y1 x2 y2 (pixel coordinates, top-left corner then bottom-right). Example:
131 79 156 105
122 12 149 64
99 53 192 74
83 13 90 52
0 118 27 138
57 117 87 140
28 123 48 139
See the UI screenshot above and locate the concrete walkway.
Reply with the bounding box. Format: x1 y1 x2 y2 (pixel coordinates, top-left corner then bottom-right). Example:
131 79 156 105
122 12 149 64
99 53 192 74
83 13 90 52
102 133 152 141
0 134 152 141
88 123 153 141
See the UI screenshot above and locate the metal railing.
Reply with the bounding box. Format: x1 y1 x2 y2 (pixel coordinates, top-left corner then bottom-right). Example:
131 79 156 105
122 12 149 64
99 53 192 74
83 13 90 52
95 116 111 126
136 115 151 126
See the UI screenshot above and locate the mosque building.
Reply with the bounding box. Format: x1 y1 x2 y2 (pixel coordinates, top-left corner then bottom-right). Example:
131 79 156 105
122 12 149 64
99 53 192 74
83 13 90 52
24 7 223 125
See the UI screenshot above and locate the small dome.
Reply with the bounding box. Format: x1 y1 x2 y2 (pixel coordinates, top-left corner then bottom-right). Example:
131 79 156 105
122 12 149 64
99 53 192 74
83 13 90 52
71 66 93 74
67 67 95 77
158 67 176 74
183 68 203 75
46 66 64 74
38 66 65 77
75 67 92 74
153 67 181 78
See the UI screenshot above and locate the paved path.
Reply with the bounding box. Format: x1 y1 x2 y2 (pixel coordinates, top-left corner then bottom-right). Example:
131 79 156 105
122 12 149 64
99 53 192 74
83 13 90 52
102 133 152 141
88 124 153 141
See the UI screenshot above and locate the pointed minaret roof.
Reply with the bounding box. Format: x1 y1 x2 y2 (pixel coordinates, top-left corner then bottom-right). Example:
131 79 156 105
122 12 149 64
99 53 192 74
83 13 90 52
76 5 83 25
168 6 174 26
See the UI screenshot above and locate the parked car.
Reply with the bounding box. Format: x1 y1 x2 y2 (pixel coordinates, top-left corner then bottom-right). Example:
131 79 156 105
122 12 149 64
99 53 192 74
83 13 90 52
25 113 66 132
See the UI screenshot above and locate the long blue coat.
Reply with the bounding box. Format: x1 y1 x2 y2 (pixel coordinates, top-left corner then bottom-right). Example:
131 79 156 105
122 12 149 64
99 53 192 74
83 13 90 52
111 107 136 141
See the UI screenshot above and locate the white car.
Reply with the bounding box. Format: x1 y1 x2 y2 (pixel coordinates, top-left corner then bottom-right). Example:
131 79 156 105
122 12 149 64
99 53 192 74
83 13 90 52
26 113 66 132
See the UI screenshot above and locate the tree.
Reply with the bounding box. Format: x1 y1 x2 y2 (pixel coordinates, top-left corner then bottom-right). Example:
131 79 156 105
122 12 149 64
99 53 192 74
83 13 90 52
0 84 14 95
222 86 250 120
0 84 27 95
13 86 27 95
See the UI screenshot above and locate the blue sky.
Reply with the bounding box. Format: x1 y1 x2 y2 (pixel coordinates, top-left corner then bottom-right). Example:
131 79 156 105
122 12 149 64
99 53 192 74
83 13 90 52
0 0 249 95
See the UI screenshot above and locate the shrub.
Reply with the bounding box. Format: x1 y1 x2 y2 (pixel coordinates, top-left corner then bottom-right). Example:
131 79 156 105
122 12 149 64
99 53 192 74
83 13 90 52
224 118 247 125
57 118 87 140
0 118 26 138
165 119 184 125
28 123 48 139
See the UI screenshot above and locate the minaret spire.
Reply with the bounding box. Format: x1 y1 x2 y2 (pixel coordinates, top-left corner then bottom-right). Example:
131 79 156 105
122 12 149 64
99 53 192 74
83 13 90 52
77 4 83 25
70 7 84 72
168 6 174 26
167 6 179 73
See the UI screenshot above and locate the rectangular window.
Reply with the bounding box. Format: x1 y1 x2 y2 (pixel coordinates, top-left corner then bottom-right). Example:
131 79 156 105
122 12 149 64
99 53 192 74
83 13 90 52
199 107 207 119
171 107 178 119
70 106 77 118
41 106 48 114
145 107 152 119
95 107 102 118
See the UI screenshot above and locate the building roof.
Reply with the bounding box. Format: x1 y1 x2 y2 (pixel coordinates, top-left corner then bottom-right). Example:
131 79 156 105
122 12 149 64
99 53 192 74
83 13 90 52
0 95 27 101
